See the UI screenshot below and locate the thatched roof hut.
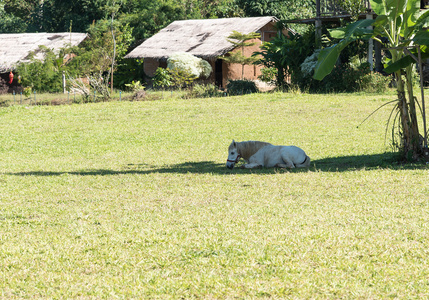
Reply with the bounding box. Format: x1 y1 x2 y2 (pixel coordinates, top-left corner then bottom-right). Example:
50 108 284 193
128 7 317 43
126 16 281 60
0 32 87 72
125 16 289 87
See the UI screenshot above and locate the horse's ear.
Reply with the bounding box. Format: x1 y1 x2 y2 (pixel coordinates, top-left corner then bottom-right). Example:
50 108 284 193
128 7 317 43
232 139 236 147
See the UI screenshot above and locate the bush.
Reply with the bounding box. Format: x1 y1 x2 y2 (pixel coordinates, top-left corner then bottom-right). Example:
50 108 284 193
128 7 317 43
294 57 390 93
226 79 259 95
15 46 69 93
185 83 223 98
153 67 173 89
23 87 32 97
358 71 391 93
124 80 145 92
258 67 277 85
167 52 212 79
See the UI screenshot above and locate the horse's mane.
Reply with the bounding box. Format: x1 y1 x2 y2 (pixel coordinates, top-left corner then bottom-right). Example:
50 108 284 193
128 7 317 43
235 140 271 160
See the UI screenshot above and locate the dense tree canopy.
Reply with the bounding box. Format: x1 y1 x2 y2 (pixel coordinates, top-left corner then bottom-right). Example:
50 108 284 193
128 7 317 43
0 0 314 38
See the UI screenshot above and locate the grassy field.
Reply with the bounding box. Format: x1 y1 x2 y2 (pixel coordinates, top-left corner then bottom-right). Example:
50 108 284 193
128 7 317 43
1 91 428 299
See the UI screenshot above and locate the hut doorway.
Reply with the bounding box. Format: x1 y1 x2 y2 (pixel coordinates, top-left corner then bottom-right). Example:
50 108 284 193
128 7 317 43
215 59 223 88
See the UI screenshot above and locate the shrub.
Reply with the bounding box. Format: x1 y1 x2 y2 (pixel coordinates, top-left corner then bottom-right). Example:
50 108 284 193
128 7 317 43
185 83 223 98
16 46 64 92
125 80 145 92
153 67 173 89
358 71 391 93
167 52 212 79
168 67 197 89
294 54 391 93
226 79 258 95
258 67 277 84
23 87 32 98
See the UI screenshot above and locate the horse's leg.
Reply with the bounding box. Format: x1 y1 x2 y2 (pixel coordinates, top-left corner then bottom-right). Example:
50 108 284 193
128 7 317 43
274 163 289 168
240 154 264 169
275 162 295 168
278 156 295 168
240 162 262 169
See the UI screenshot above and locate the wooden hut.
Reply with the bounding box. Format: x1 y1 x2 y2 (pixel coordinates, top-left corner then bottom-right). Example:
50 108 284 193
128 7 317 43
125 17 291 88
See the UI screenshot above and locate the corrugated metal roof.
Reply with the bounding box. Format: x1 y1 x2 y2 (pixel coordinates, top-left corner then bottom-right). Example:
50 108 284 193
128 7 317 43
125 16 280 60
0 32 87 72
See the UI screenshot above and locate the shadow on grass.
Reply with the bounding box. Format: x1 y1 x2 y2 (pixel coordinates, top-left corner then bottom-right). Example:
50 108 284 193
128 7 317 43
312 152 403 172
5 152 428 177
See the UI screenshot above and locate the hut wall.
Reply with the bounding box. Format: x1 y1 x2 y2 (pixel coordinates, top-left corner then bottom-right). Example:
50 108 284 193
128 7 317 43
221 22 282 87
144 58 160 77
223 39 262 85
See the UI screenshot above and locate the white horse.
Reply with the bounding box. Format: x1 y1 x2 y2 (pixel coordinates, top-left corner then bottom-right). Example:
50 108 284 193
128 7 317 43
226 140 310 169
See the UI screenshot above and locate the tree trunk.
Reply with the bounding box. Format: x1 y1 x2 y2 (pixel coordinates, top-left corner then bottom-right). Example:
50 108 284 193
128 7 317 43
405 65 421 159
395 70 412 157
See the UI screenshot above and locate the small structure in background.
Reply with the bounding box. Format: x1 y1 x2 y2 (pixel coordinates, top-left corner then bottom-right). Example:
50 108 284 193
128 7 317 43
0 32 87 94
125 17 293 88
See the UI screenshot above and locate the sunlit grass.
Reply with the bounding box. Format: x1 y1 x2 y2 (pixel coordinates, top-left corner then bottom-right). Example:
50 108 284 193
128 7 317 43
1 91 429 298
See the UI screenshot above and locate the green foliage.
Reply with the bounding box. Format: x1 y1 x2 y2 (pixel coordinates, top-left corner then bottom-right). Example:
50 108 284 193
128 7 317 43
166 52 212 88
236 0 314 22
119 0 213 41
153 67 173 89
0 0 312 37
69 19 133 77
226 79 258 95
15 18 133 94
313 0 429 160
258 67 277 84
40 0 104 32
185 83 223 98
16 46 67 93
254 29 315 88
0 3 27 33
297 57 390 93
358 70 391 93
167 52 212 79
220 31 261 80
168 67 197 89
114 58 146 89
300 49 320 77
125 80 145 92
335 0 368 21
23 87 32 97
313 19 374 81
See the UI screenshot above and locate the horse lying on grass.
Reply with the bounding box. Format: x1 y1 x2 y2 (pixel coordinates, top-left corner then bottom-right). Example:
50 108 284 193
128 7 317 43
226 140 310 169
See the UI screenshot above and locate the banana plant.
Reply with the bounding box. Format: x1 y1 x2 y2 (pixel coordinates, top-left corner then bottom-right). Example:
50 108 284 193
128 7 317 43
313 0 429 160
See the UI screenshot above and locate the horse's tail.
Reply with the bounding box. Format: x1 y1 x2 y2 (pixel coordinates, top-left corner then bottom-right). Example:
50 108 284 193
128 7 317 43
296 155 311 168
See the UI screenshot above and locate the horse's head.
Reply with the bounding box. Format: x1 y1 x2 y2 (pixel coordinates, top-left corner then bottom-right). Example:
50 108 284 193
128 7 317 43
226 140 241 169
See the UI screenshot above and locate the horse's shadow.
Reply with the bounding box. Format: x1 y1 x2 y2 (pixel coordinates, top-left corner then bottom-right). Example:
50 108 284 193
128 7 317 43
5 153 427 177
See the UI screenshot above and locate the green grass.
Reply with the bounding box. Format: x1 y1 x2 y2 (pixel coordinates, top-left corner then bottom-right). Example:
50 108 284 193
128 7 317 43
1 91 429 298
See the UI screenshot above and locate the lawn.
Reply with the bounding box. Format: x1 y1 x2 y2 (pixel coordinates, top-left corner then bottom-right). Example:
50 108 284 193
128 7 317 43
1 91 428 298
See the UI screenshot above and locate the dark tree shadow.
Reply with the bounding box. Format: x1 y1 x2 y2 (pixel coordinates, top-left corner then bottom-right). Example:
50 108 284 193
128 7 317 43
312 152 428 172
5 153 427 177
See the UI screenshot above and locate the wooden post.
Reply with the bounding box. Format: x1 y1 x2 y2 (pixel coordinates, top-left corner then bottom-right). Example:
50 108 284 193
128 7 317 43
366 13 374 71
315 0 322 48
62 71 66 94
418 47 428 150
